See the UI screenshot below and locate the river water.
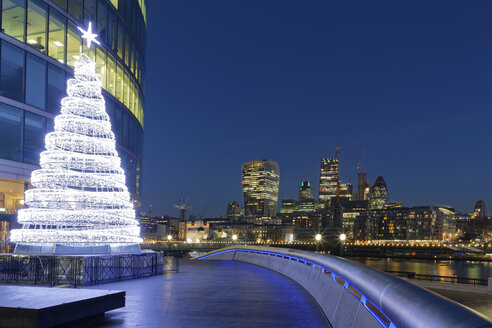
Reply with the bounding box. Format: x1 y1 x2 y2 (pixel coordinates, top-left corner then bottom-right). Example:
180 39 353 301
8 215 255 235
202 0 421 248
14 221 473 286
349 257 492 280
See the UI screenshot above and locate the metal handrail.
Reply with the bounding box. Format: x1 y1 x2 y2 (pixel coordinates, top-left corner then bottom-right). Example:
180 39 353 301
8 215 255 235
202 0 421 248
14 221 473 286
197 246 492 328
384 270 488 286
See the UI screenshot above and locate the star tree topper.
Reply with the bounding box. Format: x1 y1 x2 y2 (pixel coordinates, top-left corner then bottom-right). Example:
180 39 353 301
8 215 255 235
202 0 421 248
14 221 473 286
77 22 100 49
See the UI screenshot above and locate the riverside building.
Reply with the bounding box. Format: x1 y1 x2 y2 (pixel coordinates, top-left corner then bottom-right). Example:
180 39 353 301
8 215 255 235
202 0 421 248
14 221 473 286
0 0 146 221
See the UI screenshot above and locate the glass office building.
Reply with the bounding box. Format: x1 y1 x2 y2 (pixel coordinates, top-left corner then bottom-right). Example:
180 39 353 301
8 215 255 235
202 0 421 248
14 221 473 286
319 158 339 204
241 159 279 222
0 0 146 219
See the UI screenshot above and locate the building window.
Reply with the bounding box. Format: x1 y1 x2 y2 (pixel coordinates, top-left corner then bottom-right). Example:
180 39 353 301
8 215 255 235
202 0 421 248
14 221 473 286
122 109 128 148
0 103 22 161
124 30 130 66
105 97 114 121
116 61 123 101
24 111 45 164
82 0 95 27
0 41 25 102
51 0 66 10
108 9 117 52
2 0 26 42
48 8 66 64
95 46 106 89
96 0 107 44
46 63 65 114
46 118 54 132
26 53 47 109
26 0 47 53
117 20 124 60
113 104 122 143
130 40 135 74
66 21 81 68
107 52 115 95
67 0 82 21
123 70 129 107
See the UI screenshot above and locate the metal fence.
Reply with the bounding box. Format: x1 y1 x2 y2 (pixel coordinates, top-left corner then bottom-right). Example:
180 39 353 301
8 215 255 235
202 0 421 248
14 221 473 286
0 252 169 287
384 270 488 286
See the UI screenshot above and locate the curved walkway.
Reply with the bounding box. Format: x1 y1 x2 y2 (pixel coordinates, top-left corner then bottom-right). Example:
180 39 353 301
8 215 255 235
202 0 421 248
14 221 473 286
86 259 330 328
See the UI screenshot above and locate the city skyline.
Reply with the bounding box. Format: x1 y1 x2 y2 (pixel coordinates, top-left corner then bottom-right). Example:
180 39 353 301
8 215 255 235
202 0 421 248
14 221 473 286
143 1 492 217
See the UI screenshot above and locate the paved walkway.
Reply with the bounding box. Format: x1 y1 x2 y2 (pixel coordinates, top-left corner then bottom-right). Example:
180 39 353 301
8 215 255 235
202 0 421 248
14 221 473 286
84 259 330 328
429 288 492 321
401 278 492 321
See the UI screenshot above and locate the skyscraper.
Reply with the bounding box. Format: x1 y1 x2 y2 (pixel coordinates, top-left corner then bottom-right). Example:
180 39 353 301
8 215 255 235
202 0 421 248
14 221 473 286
280 199 298 214
354 172 370 201
472 200 488 220
319 158 339 204
369 176 389 210
242 159 279 222
226 201 241 221
340 183 353 199
299 180 313 200
0 0 146 219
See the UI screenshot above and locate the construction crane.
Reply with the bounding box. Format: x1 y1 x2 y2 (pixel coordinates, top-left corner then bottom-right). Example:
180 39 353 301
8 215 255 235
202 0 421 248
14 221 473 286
174 198 191 221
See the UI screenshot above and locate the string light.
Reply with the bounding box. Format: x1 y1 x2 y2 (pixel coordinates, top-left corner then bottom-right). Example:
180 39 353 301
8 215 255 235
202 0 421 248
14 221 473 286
10 54 142 246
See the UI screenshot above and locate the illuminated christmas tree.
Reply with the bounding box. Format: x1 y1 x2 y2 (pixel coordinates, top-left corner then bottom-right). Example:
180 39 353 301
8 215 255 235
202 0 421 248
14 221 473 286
10 23 141 249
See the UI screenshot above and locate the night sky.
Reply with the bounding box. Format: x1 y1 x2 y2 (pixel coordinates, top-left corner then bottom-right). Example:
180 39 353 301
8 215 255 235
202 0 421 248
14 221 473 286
143 1 492 217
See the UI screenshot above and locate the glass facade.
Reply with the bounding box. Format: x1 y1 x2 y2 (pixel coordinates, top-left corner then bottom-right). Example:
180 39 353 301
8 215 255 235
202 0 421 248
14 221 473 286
0 0 146 213
319 158 339 204
241 160 280 222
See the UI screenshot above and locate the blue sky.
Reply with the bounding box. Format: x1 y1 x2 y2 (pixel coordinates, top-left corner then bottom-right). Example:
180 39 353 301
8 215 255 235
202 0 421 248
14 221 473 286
142 1 492 217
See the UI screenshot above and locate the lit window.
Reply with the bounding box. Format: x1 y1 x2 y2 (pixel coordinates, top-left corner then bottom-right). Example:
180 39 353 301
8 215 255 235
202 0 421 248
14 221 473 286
95 46 107 89
66 21 81 68
48 8 66 63
107 53 116 96
2 0 26 42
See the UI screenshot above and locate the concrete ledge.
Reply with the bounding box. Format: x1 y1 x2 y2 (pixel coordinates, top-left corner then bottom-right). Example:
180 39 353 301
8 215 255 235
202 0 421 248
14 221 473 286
0 286 124 328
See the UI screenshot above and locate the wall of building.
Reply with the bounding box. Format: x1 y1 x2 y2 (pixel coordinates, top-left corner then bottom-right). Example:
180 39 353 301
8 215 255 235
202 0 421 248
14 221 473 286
0 0 146 215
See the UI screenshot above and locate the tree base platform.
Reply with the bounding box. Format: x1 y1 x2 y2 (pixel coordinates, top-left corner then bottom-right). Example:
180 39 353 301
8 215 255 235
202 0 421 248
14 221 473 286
0 252 164 286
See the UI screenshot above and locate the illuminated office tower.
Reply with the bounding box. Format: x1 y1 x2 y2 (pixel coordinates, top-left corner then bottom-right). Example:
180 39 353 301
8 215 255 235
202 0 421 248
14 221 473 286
472 200 488 220
280 199 298 214
369 176 389 210
226 201 241 221
242 160 279 221
319 158 339 204
299 180 313 201
340 183 353 199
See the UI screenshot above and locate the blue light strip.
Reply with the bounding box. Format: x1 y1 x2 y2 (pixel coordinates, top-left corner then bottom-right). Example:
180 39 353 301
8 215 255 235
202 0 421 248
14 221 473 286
197 248 396 328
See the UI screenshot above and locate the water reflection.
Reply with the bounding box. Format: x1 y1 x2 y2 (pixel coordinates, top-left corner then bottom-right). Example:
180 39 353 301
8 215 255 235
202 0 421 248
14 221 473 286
349 257 492 279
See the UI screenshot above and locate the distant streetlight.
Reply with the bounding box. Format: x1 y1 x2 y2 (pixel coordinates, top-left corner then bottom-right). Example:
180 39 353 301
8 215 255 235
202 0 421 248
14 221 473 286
167 234 172 251
232 234 238 242
340 233 346 256
315 233 322 252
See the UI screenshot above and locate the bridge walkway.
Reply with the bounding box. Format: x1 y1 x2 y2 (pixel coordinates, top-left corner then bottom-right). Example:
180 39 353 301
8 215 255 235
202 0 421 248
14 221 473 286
85 259 330 328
